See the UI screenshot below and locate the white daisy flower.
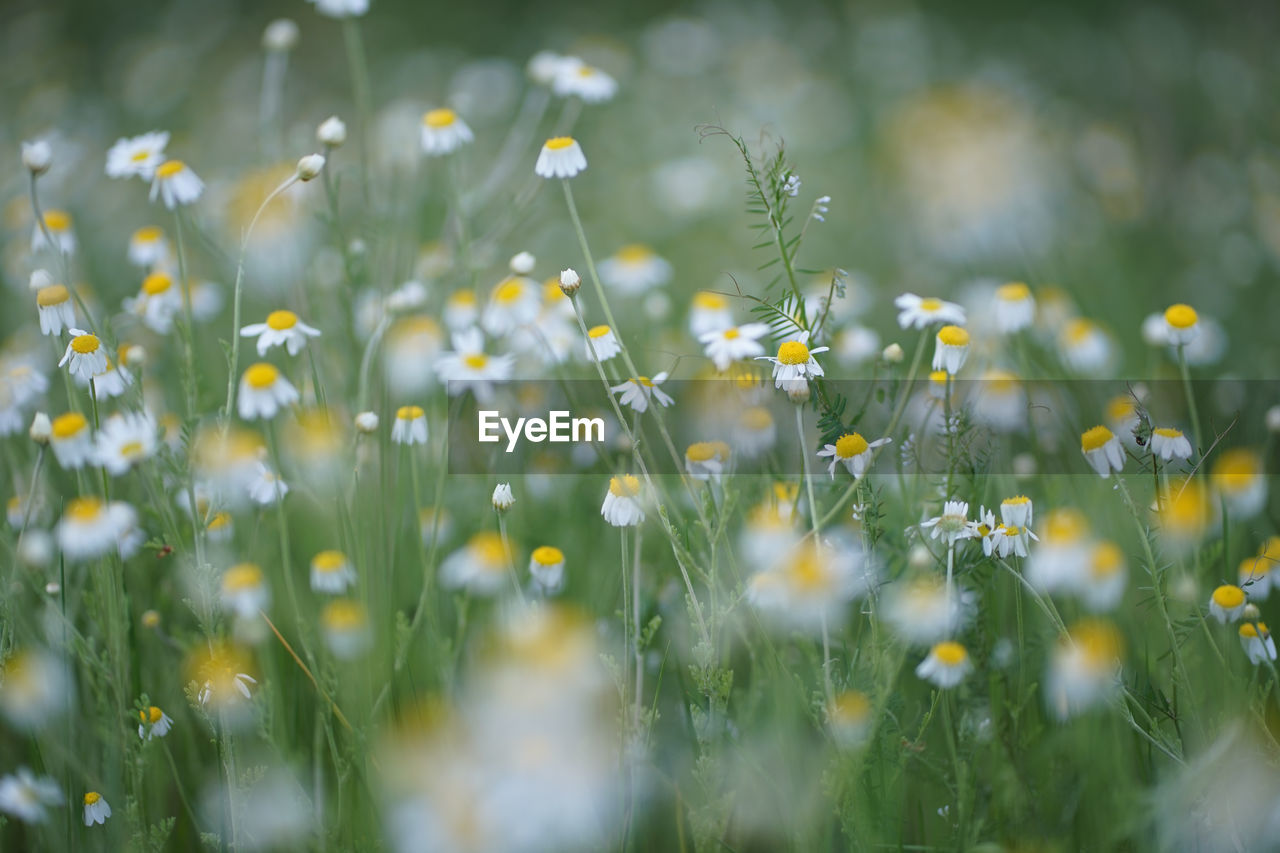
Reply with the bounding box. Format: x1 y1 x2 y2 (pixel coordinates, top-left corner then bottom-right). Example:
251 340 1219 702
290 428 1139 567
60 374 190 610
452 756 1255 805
598 245 672 295
1239 622 1278 665
440 531 510 596
816 432 891 479
1208 584 1247 624
1211 449 1267 519
81 359 133 400
1059 319 1115 375
827 690 874 750
93 411 157 476
240 310 321 357
481 276 541 337
1082 541 1128 612
391 405 428 445
443 290 479 331
993 282 1035 333
915 642 972 689
81 791 111 827
137 705 173 740
247 462 290 506
688 291 734 337
105 131 170 179
1150 427 1193 462
1026 508 1093 594
149 159 204 208
305 0 369 18
321 600 371 659
124 271 182 335
311 550 357 594
127 225 170 267
552 58 618 102
755 330 828 391
1081 426 1125 478
534 137 587 179
920 500 976 545
35 285 75 336
59 330 108 381
746 538 877 633
999 495 1033 529
685 441 730 482
420 108 474 156
601 475 645 526
434 328 513 404
700 323 768 372
894 293 966 329
1163 303 1199 347
220 563 270 619
527 50 570 86
583 324 621 363
237 363 299 421
991 523 1038 559
733 406 777 458
0 768 63 824
931 324 970 375
611 372 672 413
31 209 76 255
57 497 142 562
50 411 94 469
1045 620 1124 720
528 545 565 594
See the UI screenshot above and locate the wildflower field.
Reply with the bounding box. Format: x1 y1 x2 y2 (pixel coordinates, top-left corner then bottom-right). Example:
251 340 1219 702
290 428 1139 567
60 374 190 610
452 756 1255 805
4 0 1280 850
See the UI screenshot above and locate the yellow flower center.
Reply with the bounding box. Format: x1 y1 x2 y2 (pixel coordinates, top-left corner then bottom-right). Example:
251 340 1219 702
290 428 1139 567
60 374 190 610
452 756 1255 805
223 563 264 592
1212 585 1245 609
531 546 563 566
996 282 1030 301
937 325 970 347
1043 508 1089 543
544 136 576 150
463 353 488 369
397 405 424 421
830 690 871 721
322 600 366 630
834 433 869 458
139 706 163 724
788 548 829 591
43 209 70 231
449 290 476 306
266 309 298 330
142 272 172 295
119 441 145 461
207 512 231 531
71 334 100 354
1003 495 1030 507
1212 449 1261 491
919 298 943 312
37 284 70 306
723 327 740 340
66 496 104 522
52 412 88 439
635 376 654 387
156 160 185 179
313 550 348 573
932 641 968 666
587 325 612 339
609 474 642 498
423 108 457 128
776 340 811 365
1106 395 1135 422
694 291 727 310
686 442 718 462
1090 542 1124 577
1164 303 1198 329
1240 622 1270 639
131 149 153 163
616 244 654 263
1152 427 1183 438
1081 425 1114 452
1069 620 1124 667
740 407 772 430
134 225 163 242
1065 318 1095 345
494 279 525 304
244 363 280 389
470 531 507 566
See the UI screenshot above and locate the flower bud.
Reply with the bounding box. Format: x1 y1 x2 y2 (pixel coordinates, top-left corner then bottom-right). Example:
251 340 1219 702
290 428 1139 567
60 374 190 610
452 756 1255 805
317 116 347 147
786 383 811 405
354 412 379 434
296 154 325 182
19 532 52 569
559 268 581 297
882 343 904 364
492 483 515 513
29 412 51 445
22 141 52 175
509 252 536 275
121 344 147 369
263 19 299 52
28 269 53 291
1243 603 1262 623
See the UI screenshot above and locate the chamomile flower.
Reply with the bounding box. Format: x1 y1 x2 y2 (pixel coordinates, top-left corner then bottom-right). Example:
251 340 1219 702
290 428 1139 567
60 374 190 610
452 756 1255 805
685 441 730 481
59 330 108 381
1000 495 1033 529
435 328 513 403
1026 508 1091 592
598 245 672 295
124 271 182 334
1239 622 1277 664
190 642 258 712
57 497 142 561
36 285 74 336
93 411 157 476
733 406 777 458
106 131 169 179
973 369 1027 433
883 577 976 646
817 432 891 479
481 275 541 336
127 225 170 267
440 531 510 595
311 550 357 594
528 545 566 594
240 310 321 356
601 475 645 526
756 330 828 391
0 650 72 731
1163 303 1199 346
237 363 299 421
916 641 972 689
206 512 234 544
700 323 768 371
990 523 1038 558
611 373 673 413
1059 318 1114 374
306 0 369 17
321 600 371 659
534 137 587 179
221 563 270 619
931 324 970 375
1150 427 1193 462
1081 541 1128 611
583 325 621 363
32 209 75 255
688 291 734 337
443 290 479 331
149 159 204 208
827 690 873 749
1106 395 1141 446
49 411 93 469
894 293 966 329
552 58 618 102
1045 620 1124 720
82 791 111 826
1210 448 1267 518
391 405 428 445
1209 584 1247 624
420 109 474 156
920 500 976 545
993 282 1035 332
137 705 173 740
0 768 63 823
1081 425 1125 478
747 538 876 632
247 461 289 506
